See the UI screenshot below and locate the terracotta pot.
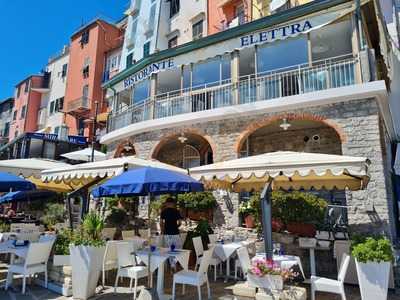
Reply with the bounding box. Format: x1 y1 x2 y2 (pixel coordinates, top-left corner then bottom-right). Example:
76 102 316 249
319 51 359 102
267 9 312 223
244 215 255 228
286 222 316 237
272 218 284 232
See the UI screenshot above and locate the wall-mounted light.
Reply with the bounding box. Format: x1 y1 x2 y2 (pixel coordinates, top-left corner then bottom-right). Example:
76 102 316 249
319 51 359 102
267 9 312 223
178 133 188 144
279 118 291 131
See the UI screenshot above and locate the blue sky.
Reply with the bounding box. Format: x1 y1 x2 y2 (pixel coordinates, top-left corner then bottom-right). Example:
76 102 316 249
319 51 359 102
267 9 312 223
0 1 128 100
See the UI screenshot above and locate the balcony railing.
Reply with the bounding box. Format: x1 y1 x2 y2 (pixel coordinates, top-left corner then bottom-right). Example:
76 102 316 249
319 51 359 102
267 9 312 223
107 55 359 133
66 97 90 113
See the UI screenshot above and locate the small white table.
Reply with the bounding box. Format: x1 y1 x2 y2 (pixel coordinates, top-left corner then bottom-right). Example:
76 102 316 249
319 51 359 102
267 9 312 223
253 253 306 279
211 240 254 281
136 248 190 300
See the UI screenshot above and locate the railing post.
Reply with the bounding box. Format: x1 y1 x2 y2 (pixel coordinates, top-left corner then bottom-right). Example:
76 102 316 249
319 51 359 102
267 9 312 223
231 50 240 105
149 73 157 120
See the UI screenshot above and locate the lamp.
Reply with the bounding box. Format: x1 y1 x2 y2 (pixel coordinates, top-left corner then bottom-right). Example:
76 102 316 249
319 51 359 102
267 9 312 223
279 118 291 131
178 133 188 143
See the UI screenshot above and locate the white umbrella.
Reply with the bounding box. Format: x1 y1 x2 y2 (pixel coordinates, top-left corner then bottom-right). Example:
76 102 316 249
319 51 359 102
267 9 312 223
60 148 106 162
0 158 70 179
189 151 370 259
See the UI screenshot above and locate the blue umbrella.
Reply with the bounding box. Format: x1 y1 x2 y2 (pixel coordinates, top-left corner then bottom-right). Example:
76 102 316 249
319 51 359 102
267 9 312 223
0 190 57 204
0 172 36 192
92 166 203 197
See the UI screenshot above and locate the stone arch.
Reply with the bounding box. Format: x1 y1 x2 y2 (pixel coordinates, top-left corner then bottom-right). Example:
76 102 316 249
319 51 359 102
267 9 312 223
150 129 217 168
150 128 217 160
235 113 346 155
113 139 137 158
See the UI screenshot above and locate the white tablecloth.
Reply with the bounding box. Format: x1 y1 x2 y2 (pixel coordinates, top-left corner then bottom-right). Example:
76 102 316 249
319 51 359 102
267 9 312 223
212 241 253 261
0 240 29 260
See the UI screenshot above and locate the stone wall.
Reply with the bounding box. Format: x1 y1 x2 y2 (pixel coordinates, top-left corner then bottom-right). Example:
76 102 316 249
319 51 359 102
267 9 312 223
109 98 395 238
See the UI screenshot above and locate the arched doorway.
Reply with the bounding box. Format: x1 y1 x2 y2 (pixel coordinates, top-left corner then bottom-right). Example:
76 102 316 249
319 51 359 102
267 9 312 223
153 133 214 169
114 140 136 158
238 119 342 157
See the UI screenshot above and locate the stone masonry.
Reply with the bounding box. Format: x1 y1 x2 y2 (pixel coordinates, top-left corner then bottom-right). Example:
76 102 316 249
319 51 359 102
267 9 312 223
108 98 395 238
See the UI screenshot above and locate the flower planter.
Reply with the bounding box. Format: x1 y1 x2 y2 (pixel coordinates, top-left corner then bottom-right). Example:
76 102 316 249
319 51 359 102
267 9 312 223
355 260 391 300
70 245 105 300
187 208 213 221
286 223 316 237
248 274 283 291
53 255 70 266
244 215 255 228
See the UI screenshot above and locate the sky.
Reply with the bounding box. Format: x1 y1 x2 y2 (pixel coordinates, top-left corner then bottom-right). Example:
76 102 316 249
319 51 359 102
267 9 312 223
0 1 128 100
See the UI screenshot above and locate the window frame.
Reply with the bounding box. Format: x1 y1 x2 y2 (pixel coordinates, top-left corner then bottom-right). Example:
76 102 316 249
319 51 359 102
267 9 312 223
192 19 204 40
168 36 178 49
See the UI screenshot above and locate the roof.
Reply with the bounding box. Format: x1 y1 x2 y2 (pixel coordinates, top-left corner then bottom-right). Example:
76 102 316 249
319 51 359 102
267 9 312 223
0 97 14 105
103 0 351 89
71 17 119 39
15 74 43 88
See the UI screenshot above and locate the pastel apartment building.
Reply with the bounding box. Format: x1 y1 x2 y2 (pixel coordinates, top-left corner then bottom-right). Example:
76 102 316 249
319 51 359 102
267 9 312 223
0 98 14 145
9 74 49 141
63 19 124 139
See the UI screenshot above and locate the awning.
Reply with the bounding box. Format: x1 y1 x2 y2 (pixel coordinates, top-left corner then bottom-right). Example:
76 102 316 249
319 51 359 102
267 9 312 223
270 0 288 12
42 156 187 185
96 112 109 123
61 148 106 162
0 159 70 179
189 151 370 191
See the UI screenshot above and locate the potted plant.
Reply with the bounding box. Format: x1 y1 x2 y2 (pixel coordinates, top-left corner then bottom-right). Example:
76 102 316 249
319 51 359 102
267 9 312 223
70 212 106 300
41 203 66 231
53 229 73 266
239 201 257 228
247 258 297 291
177 192 217 221
352 236 393 300
272 191 327 237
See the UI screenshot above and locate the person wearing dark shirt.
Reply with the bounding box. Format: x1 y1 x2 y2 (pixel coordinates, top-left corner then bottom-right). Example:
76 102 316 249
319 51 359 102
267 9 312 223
160 198 183 248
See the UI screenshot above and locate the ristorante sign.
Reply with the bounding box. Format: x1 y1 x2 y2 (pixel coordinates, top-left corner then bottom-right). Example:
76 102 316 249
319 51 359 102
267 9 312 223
240 20 313 47
124 58 174 89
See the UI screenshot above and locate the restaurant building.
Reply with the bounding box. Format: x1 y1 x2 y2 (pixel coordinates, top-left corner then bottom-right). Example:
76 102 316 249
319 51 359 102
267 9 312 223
101 0 398 239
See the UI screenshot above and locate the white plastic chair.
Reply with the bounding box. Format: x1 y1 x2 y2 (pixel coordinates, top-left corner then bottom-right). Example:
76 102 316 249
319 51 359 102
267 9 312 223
102 227 116 240
208 234 217 244
122 230 136 240
172 247 213 300
102 240 119 286
193 236 221 281
39 234 56 243
311 254 350 300
235 247 252 280
5 240 54 294
137 287 153 300
114 241 148 299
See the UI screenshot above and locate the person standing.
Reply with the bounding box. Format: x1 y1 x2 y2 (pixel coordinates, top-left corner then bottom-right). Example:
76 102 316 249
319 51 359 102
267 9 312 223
160 197 183 248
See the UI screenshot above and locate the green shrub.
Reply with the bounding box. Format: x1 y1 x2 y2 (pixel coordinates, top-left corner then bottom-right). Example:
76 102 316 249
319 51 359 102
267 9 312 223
72 211 105 247
271 191 327 226
183 219 214 251
0 221 10 233
105 207 127 227
41 203 66 228
352 236 393 263
54 229 74 255
177 192 217 210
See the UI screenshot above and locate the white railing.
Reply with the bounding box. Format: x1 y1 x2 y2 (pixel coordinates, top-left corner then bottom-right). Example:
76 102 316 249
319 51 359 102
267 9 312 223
108 55 358 132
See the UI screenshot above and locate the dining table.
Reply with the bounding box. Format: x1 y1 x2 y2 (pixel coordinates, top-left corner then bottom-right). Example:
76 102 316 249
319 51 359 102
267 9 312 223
210 240 255 281
135 247 190 300
252 253 306 279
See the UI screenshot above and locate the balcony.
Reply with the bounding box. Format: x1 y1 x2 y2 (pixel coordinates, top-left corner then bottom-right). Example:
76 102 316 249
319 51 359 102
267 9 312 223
107 55 360 133
66 97 90 115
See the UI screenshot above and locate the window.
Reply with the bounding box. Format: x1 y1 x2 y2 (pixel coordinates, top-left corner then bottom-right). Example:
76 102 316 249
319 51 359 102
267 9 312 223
57 97 64 111
61 64 68 78
147 3 156 34
20 105 26 119
13 110 17 120
16 86 21 98
126 53 134 68
80 30 90 45
54 126 60 136
170 0 180 17
168 36 178 49
50 101 55 114
82 65 90 78
82 85 89 106
183 145 200 169
132 79 150 104
24 80 30 93
192 20 203 40
235 5 246 25
143 42 150 58
3 122 10 137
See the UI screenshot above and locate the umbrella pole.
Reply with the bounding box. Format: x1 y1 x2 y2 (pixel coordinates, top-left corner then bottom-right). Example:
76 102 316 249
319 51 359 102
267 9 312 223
260 180 273 260
147 192 152 289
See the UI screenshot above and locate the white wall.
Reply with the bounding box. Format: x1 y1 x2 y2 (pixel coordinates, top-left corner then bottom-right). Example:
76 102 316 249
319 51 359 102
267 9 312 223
43 52 69 133
168 0 208 45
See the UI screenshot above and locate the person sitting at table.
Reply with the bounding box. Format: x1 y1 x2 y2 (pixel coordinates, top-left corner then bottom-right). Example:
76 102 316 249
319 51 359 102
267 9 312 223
160 197 183 248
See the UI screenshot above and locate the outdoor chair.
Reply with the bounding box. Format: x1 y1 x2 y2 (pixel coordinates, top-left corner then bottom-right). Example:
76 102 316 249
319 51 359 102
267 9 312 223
208 234 217 244
235 247 252 280
5 240 54 294
102 227 116 240
114 241 148 299
172 247 214 300
122 230 136 240
193 236 221 281
137 287 153 300
102 240 119 286
311 254 350 300
39 233 57 243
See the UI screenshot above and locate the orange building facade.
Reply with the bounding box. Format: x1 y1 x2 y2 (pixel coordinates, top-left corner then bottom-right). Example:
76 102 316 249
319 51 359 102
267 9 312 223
64 19 123 139
9 75 47 140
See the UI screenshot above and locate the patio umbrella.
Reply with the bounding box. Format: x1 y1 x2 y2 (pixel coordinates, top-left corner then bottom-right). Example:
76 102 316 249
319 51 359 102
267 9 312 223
0 172 36 192
189 151 370 259
60 148 106 162
91 166 203 297
0 189 57 204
